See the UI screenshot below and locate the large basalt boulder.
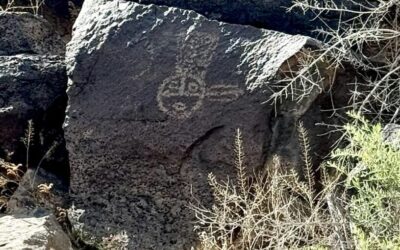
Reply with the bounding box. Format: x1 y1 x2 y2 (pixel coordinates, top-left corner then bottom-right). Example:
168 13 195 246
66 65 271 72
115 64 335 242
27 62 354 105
0 13 69 184
65 1 330 249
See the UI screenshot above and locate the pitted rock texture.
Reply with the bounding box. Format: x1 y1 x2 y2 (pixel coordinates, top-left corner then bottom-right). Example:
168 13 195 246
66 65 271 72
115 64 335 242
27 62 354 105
0 55 69 183
65 1 324 249
0 0 83 42
0 214 73 250
0 12 65 56
0 12 69 183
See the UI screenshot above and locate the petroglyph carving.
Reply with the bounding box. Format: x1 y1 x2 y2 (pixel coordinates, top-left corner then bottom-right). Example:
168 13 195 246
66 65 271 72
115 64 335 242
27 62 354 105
157 31 244 119
158 73 206 119
206 85 244 102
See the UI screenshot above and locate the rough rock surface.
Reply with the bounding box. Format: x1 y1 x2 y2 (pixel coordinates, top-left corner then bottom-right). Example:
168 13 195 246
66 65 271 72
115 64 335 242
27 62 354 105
65 1 330 249
383 124 400 149
0 12 69 183
134 0 318 35
0 12 65 56
0 0 83 42
0 55 69 182
0 214 73 250
133 0 356 36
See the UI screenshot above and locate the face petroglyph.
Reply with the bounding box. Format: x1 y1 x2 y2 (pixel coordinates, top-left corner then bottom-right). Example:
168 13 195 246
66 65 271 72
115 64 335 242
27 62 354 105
157 77 244 119
157 31 244 119
157 73 206 119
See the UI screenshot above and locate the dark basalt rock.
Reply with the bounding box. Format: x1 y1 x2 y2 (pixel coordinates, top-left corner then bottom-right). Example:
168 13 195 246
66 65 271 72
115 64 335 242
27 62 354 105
133 0 317 35
0 55 69 185
65 1 332 249
0 13 69 185
133 0 340 36
0 12 65 56
0 0 82 42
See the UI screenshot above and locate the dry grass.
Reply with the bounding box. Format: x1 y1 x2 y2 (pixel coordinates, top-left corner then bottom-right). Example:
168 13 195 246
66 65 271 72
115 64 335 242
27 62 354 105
192 113 400 249
271 0 400 123
0 120 58 212
191 128 350 250
0 159 24 212
0 0 44 15
272 48 336 106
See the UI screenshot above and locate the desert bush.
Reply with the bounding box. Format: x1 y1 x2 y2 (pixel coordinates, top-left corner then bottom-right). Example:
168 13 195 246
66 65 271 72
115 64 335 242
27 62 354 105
0 159 24 212
0 121 30 211
274 0 400 123
100 231 130 250
328 112 400 248
191 128 348 249
66 205 130 250
0 120 59 213
192 113 400 249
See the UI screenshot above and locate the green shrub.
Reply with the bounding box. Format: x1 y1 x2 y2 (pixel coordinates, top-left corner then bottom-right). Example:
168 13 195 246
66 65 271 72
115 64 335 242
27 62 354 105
328 112 400 248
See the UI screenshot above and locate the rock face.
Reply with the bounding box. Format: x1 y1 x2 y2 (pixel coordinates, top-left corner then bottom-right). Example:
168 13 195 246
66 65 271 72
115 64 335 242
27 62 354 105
0 12 65 56
0 214 73 250
133 0 357 36
0 13 69 184
383 124 400 149
65 1 327 249
134 0 319 35
0 1 82 42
